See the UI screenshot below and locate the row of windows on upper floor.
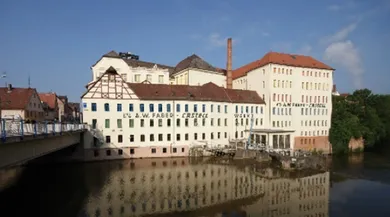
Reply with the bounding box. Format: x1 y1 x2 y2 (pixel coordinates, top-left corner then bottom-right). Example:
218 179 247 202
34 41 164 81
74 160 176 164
104 131 238 144
301 108 329 116
88 103 264 114
92 117 264 129
272 120 292 128
301 95 329 104
301 82 330 91
300 130 328 137
96 71 166 83
301 120 329 128
272 67 331 78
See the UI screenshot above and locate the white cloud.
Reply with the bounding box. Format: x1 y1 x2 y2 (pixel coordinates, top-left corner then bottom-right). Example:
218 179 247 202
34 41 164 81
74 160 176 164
324 40 364 88
328 4 341 11
321 23 357 45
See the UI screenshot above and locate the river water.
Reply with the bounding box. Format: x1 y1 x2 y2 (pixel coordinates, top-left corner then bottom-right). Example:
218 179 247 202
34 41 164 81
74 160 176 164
0 153 390 217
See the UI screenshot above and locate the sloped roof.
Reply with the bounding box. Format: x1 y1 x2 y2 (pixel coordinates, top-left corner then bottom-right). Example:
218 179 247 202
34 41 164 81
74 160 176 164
127 82 264 104
232 52 334 79
38 93 57 109
102 50 119 58
0 87 36 110
172 54 218 74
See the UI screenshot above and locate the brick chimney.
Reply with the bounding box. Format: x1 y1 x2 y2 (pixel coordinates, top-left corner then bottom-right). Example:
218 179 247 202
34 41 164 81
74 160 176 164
226 38 233 89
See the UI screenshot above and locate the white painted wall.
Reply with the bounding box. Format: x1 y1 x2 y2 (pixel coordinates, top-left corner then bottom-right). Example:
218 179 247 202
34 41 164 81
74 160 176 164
172 69 226 87
82 98 265 149
91 57 170 85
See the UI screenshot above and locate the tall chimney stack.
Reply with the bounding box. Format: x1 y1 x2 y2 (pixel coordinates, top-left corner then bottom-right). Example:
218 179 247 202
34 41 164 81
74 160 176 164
226 38 233 89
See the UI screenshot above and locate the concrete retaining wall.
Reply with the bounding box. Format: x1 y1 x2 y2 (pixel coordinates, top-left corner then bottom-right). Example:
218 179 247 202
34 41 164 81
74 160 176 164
0 133 82 169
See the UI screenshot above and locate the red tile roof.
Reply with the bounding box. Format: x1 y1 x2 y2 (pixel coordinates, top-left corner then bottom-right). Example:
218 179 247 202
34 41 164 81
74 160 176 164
0 87 36 110
38 93 57 109
127 82 265 104
232 52 334 79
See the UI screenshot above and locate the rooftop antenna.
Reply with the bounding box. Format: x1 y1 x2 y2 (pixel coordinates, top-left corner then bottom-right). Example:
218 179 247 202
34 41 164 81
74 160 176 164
28 75 31 88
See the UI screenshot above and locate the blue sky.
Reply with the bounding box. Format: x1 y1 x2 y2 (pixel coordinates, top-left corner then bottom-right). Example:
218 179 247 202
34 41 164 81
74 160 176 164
1 0 389 102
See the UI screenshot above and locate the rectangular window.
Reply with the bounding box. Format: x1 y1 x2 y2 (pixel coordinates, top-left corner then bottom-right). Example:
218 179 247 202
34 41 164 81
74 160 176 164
140 104 144 112
167 119 171 127
117 119 122 128
104 103 109 112
158 75 164 83
158 104 163 112
194 104 197 112
176 119 180 127
251 106 253 113
217 105 220 113
185 133 189 140
117 104 122 112
211 118 214 126
105 119 110 128
224 105 228 113
172 147 177 153
91 103 97 111
185 119 189 127
224 118 227 126
151 148 156 154
140 134 145 142
176 134 180 141
194 133 198 140
105 136 111 143
158 119 163 127
150 119 154 127
246 106 248 113
149 104 154 112
140 119 145 127
176 104 180 112
129 104 133 112
202 133 205 140
202 104 206 112
211 105 214 112
167 104 171 112
118 135 123 143
134 74 140 82
150 134 154 142
129 119 134 128
185 104 188 112
217 118 221 126
235 106 238 113
158 134 163 141
167 134 171 141
92 119 97 129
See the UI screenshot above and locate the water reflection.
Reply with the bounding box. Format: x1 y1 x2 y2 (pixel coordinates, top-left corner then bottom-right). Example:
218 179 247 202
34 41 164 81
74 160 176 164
82 158 330 217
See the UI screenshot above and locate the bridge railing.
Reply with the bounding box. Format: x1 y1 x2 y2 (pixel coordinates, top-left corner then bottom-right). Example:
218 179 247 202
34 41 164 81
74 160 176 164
0 119 87 142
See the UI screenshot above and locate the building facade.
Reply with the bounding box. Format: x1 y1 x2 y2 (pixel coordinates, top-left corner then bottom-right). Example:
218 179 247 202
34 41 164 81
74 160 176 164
82 67 265 159
0 85 44 121
232 52 334 153
83 38 335 158
38 92 59 121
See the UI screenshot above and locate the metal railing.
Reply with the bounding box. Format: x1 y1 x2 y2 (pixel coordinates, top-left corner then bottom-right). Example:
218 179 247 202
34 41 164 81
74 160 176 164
0 119 86 142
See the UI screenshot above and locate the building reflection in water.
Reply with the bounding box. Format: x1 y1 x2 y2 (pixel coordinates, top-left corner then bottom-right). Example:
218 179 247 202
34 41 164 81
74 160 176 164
83 158 329 217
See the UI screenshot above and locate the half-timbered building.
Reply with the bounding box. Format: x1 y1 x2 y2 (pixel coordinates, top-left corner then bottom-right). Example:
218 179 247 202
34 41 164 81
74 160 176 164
81 67 267 159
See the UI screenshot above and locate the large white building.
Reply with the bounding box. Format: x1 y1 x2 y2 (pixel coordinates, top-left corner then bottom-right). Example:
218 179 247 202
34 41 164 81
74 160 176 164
231 51 334 153
82 67 266 159
82 38 334 159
